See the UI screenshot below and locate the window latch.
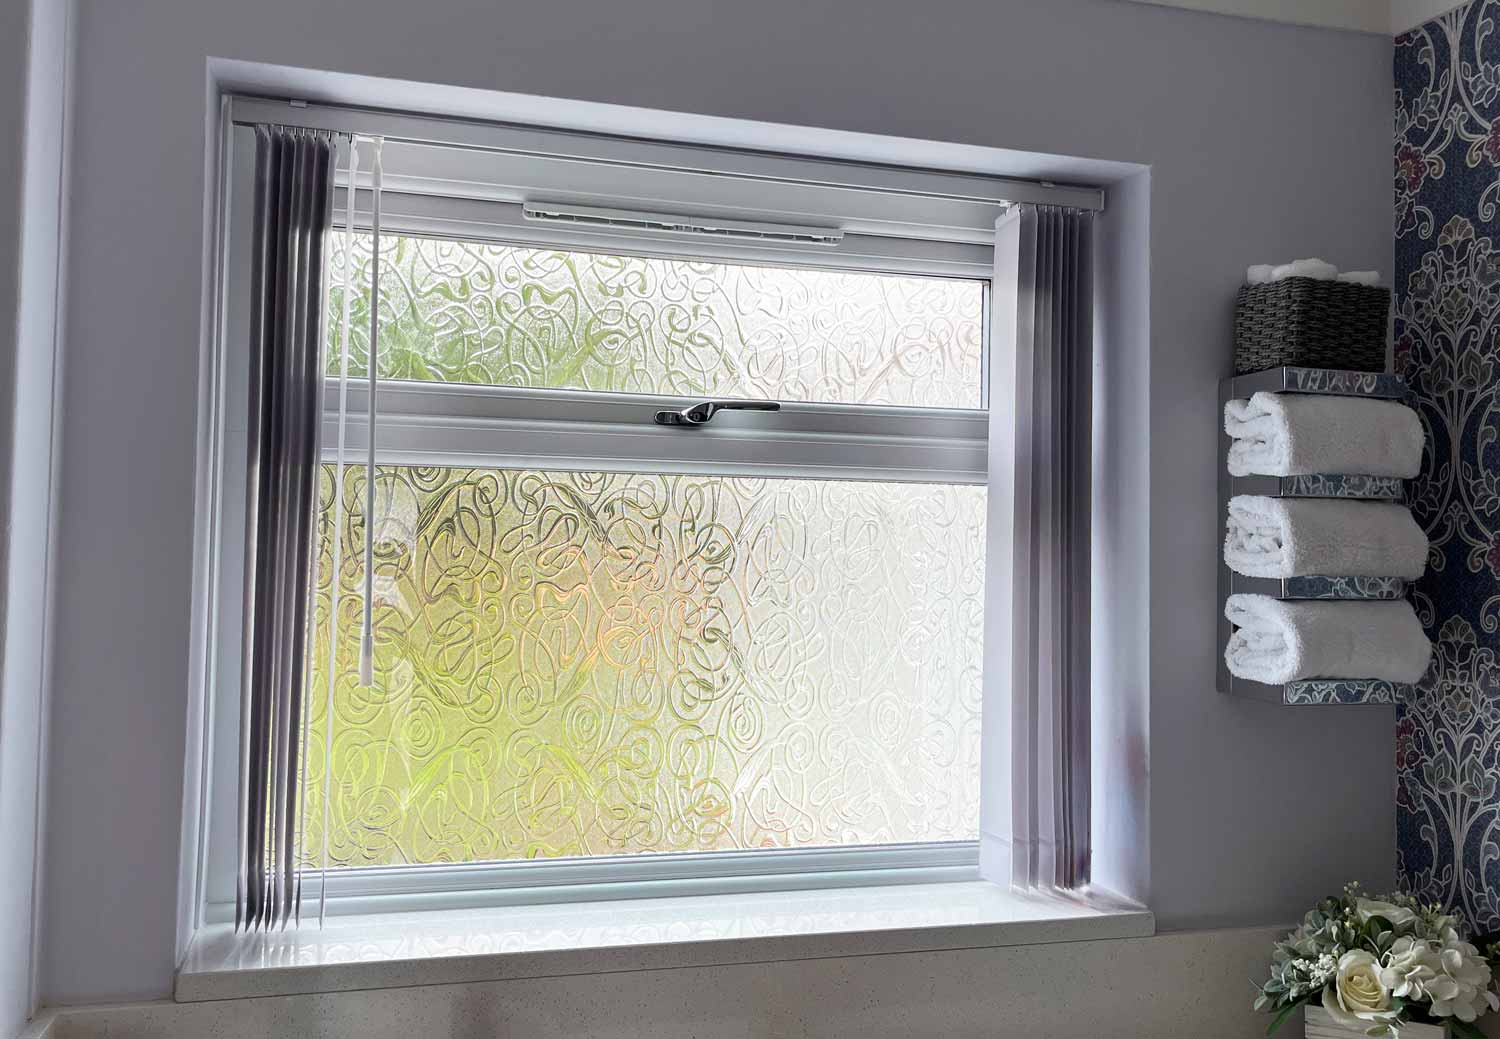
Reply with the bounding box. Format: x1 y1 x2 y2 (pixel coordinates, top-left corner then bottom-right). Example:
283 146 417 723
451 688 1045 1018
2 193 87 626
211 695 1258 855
653 399 781 427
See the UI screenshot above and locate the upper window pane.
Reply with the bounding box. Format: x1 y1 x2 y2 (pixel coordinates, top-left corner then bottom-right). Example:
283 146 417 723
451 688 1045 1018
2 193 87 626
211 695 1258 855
328 233 985 409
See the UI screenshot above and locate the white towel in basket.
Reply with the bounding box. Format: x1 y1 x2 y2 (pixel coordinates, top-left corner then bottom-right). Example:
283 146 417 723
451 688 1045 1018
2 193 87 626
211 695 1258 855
1223 594 1431 685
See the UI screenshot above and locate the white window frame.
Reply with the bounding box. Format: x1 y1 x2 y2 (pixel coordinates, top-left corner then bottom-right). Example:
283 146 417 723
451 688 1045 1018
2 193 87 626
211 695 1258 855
191 97 1101 925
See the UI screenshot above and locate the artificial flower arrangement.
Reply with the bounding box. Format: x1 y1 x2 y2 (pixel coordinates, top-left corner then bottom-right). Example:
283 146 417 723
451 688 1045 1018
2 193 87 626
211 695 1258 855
1255 884 1499 1037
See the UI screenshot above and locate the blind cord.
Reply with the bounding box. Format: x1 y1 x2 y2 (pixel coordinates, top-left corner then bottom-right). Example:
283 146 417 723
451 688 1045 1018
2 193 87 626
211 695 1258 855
357 138 383 688
319 136 361 927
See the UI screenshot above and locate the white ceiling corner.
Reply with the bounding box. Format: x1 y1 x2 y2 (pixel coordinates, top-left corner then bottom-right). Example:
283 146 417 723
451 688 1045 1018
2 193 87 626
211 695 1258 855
1389 0 1469 33
1118 0 1468 35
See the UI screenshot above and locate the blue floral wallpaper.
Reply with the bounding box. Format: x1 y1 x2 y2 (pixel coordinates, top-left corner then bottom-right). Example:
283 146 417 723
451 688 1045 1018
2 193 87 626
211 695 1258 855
1395 0 1500 929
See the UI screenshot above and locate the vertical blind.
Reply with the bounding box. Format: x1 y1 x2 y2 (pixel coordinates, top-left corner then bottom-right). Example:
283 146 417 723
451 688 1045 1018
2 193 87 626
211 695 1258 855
237 125 336 930
990 205 1095 890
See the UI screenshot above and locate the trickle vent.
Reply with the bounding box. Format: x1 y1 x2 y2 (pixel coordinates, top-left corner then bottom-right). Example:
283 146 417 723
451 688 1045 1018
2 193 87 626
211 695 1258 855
522 201 844 246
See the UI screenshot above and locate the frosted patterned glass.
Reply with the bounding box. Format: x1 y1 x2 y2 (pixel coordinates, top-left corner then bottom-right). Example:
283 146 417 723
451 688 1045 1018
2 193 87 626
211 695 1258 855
328 234 985 409
301 466 984 868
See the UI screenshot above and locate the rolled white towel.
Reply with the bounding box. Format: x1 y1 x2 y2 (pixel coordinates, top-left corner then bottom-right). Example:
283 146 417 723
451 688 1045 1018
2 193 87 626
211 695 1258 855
1270 258 1339 282
1225 495 1428 579
1224 594 1431 684
1225 391 1424 478
1246 264 1275 285
1336 270 1381 286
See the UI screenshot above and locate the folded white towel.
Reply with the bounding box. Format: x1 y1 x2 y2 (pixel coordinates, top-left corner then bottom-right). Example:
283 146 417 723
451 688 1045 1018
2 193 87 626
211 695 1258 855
1225 495 1427 579
1244 261 1382 287
1224 594 1431 684
1225 391 1424 478
1270 258 1339 282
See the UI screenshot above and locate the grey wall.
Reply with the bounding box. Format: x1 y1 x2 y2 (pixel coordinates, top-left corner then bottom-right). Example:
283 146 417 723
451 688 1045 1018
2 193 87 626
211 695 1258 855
41 0 1396 1006
0 0 72 1034
0 4 29 1033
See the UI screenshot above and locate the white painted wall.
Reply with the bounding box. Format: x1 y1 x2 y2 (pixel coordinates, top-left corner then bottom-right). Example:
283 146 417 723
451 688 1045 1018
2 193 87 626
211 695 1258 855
0 0 72 1035
39 0 1396 1007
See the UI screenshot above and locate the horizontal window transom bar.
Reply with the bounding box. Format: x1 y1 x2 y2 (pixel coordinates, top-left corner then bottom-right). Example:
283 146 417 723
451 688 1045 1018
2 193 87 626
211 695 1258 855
324 382 988 483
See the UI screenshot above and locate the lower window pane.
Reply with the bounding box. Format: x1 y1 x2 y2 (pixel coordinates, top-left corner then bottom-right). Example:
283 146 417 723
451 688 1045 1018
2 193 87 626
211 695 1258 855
301 466 985 868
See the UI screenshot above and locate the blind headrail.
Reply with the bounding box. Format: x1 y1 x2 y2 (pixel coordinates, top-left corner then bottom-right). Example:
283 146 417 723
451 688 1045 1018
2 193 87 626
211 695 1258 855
227 95 1105 214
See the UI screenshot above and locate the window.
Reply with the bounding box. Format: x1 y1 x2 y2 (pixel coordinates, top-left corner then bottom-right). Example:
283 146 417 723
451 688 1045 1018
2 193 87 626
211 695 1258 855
303 234 989 874
201 98 1097 919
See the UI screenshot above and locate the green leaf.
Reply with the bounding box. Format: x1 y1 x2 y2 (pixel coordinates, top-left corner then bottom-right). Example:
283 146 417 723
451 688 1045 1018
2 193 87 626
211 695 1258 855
1266 993 1314 1036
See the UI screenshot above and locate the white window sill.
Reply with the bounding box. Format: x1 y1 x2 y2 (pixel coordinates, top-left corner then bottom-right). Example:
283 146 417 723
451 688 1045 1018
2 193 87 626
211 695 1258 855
177 881 1154 1001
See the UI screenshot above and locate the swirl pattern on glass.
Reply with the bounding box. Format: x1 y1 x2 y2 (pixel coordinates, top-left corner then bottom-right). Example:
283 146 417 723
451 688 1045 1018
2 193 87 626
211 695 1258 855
327 234 985 408
300 466 985 868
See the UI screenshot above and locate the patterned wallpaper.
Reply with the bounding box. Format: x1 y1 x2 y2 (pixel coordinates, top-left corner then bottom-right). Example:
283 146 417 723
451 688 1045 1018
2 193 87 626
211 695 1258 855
1395 0 1500 929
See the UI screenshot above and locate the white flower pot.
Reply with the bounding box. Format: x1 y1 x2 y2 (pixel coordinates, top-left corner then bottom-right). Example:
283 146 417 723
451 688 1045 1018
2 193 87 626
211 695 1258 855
1305 1005 1448 1038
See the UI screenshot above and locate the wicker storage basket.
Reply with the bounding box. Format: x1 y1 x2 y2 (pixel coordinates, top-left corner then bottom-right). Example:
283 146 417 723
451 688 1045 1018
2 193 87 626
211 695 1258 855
1234 277 1390 374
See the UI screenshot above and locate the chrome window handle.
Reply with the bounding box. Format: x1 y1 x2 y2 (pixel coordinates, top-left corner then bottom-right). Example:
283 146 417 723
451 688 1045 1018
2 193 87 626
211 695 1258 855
654 399 781 427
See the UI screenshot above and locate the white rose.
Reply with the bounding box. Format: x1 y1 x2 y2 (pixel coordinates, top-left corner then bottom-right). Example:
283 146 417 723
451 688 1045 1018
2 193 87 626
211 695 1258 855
1324 950 1398 1030
1356 898 1419 931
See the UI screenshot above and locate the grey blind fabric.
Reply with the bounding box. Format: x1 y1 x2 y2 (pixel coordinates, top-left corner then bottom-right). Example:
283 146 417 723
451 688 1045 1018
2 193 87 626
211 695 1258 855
988 205 1094 890
237 126 336 930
